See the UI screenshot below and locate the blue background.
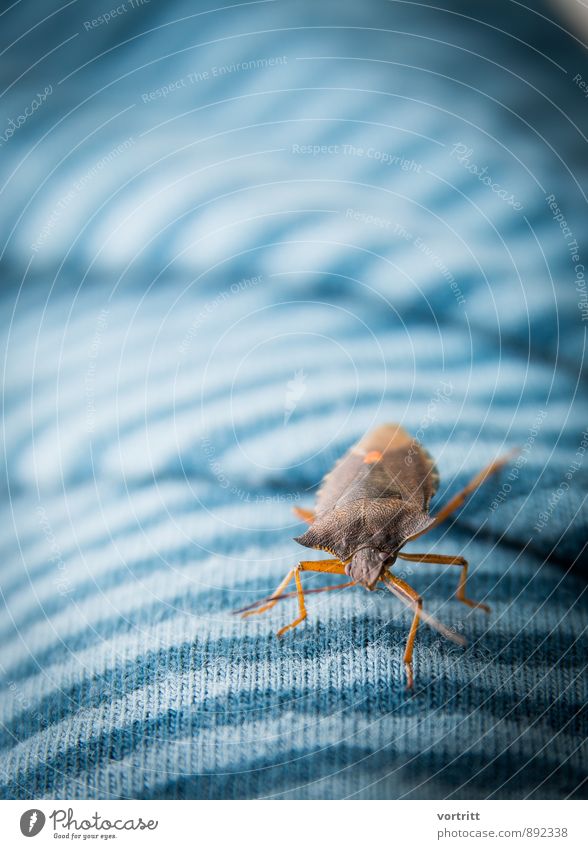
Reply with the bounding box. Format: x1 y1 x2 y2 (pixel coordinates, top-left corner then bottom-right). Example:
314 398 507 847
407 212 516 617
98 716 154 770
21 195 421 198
0 0 587 798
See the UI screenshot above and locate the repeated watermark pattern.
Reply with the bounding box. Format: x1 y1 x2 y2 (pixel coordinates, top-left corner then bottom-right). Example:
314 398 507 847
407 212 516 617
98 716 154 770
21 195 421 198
200 435 300 503
36 505 74 596
31 138 136 252
545 193 587 322
292 142 422 172
572 72 588 99
0 86 53 147
535 428 588 532
405 381 454 466
1 0 586 805
450 143 524 211
283 369 307 425
345 207 412 239
1 662 51 738
82 0 150 32
177 275 263 355
85 309 109 434
413 236 466 305
141 56 288 102
345 208 465 304
490 409 547 512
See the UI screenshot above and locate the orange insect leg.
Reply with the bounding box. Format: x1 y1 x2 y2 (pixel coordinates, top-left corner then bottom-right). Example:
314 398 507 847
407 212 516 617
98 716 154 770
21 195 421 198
381 572 422 689
292 506 316 524
242 559 349 636
397 552 490 613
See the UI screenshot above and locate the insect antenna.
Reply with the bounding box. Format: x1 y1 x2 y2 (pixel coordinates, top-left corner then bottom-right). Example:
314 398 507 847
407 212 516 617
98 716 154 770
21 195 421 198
233 581 356 615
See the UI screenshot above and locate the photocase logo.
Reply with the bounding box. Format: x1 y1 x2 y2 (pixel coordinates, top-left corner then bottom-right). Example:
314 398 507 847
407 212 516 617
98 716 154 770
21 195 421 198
284 369 307 425
18 807 158 838
20 810 45 837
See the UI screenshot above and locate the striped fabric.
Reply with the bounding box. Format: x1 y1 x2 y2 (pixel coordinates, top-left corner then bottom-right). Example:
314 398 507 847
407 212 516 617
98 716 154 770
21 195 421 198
1 0 587 799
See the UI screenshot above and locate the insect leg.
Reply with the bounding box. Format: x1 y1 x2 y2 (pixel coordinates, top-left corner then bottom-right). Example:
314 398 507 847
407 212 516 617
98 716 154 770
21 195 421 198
299 559 349 575
407 451 516 542
381 572 422 689
293 506 316 524
241 569 297 618
397 552 490 612
275 559 348 637
276 566 307 637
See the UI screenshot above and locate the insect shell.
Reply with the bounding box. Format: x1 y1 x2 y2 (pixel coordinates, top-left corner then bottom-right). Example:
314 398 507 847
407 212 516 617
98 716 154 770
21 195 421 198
295 423 439 587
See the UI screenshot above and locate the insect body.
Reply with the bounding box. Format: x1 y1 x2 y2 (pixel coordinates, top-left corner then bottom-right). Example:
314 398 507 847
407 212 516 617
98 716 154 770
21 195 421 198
242 423 511 687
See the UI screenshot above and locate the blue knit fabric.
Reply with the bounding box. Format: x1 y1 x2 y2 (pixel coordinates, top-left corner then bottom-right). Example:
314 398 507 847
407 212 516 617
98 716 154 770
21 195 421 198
0 0 587 799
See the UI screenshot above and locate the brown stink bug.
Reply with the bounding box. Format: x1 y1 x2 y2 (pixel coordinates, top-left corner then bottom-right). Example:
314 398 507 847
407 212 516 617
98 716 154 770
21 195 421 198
240 423 512 687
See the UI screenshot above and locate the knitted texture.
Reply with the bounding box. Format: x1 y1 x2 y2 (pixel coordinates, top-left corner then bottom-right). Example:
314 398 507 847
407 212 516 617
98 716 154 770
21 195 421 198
0 0 587 799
